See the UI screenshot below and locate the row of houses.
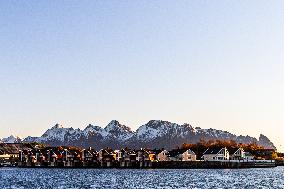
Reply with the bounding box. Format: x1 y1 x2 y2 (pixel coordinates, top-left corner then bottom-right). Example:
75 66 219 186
202 147 254 161
0 143 34 166
158 147 254 161
18 147 158 167
16 146 256 167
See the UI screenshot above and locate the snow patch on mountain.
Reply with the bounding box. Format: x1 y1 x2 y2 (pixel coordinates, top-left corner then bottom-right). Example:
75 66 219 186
136 124 160 140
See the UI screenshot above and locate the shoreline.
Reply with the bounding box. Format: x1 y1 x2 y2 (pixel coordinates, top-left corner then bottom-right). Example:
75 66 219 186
14 160 276 169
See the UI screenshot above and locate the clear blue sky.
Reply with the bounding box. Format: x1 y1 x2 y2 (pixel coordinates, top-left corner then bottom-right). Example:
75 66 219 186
1 1 284 151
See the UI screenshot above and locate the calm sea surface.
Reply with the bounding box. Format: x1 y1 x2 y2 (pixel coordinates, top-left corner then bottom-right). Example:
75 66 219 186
0 167 284 188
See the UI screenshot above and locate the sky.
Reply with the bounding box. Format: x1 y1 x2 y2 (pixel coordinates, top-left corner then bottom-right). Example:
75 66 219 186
0 1 284 151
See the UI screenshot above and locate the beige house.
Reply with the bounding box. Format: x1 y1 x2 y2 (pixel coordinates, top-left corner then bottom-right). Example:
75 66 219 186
181 149 196 161
157 150 170 161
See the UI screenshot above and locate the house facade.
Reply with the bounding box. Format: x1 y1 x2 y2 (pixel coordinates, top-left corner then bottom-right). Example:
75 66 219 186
244 152 254 160
166 149 196 161
82 148 97 162
181 149 196 161
157 150 170 161
1 143 33 163
202 147 230 161
230 148 245 160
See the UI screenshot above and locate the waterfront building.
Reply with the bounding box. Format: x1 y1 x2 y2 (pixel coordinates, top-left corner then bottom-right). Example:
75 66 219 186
167 149 196 161
229 148 245 160
1 143 33 161
202 147 230 161
157 150 170 161
181 149 197 161
46 148 59 166
244 152 254 160
82 148 97 162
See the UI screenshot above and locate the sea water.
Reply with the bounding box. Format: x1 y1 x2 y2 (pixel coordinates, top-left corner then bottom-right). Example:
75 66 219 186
0 167 283 188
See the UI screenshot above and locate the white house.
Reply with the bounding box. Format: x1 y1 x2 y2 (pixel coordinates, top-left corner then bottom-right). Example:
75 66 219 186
202 147 230 161
162 149 197 161
230 148 245 160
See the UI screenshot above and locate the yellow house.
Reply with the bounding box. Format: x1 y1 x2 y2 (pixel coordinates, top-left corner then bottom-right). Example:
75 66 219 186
0 153 11 160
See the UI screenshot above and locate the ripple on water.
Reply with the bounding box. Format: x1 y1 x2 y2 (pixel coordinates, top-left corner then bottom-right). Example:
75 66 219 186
0 167 284 189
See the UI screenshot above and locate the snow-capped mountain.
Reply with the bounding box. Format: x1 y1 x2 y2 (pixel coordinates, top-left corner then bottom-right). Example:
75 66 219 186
135 120 195 141
4 120 276 150
83 124 108 138
104 120 134 141
0 135 22 143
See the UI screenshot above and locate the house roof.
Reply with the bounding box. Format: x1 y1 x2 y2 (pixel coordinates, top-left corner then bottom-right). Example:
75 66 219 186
228 148 242 154
44 147 63 155
127 150 136 155
244 152 253 156
203 148 224 155
152 149 162 154
186 149 196 155
159 150 169 154
168 149 187 157
99 148 115 155
85 149 97 154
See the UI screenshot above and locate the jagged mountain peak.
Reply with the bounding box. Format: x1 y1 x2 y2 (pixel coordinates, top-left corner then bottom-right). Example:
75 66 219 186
181 123 194 129
1 135 21 143
83 124 107 137
145 120 179 129
105 120 133 133
103 120 134 141
136 120 195 141
40 123 77 142
84 124 101 131
258 134 276 149
105 120 119 131
147 119 172 125
143 120 195 132
259 134 270 140
51 123 64 129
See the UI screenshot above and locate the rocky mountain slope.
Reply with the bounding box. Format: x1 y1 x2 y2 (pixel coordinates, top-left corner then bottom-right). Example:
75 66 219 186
1 120 276 150
0 135 22 143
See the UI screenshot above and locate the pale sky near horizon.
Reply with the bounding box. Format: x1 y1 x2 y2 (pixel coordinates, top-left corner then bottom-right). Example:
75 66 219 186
1 1 284 151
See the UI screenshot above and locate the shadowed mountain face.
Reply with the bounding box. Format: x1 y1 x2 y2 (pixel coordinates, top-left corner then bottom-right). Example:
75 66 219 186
4 120 276 150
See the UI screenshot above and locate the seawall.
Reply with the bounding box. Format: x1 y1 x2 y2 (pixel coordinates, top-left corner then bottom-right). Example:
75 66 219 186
17 160 276 169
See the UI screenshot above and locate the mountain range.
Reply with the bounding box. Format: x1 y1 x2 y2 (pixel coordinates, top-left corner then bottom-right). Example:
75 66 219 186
0 120 276 150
